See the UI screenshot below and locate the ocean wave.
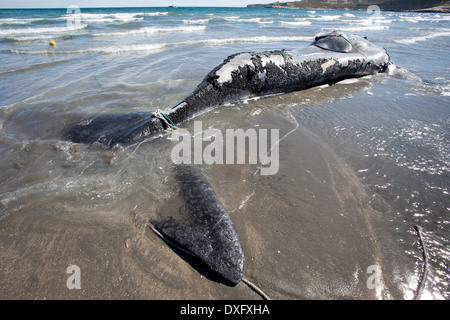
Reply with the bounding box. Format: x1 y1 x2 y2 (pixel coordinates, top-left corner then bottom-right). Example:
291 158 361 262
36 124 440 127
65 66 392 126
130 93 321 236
182 19 211 24
0 59 70 76
343 18 393 25
6 33 87 42
59 12 168 23
0 18 48 25
394 31 450 44
224 17 264 23
9 43 168 55
0 12 170 27
0 24 87 36
190 35 313 46
279 20 312 26
323 25 389 32
140 12 169 16
7 35 313 55
398 15 450 23
92 25 206 37
312 15 342 21
60 13 144 23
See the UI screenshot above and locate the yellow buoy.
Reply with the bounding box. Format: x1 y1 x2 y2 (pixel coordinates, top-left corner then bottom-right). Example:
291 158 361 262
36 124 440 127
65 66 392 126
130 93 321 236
49 40 56 47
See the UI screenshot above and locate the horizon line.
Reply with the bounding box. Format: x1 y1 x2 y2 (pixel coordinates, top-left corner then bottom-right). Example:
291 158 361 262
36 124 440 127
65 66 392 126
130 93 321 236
0 6 252 9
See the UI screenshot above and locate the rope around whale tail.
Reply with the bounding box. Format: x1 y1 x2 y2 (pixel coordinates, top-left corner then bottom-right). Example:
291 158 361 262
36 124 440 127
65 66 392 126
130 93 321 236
149 223 271 300
152 109 178 130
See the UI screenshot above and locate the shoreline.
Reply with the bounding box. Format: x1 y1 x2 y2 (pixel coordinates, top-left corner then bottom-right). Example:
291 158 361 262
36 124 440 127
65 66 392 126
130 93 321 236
251 7 450 14
248 2 450 13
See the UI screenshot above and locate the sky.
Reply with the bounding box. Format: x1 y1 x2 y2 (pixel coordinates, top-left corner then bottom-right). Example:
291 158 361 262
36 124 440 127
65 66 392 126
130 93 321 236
0 0 272 8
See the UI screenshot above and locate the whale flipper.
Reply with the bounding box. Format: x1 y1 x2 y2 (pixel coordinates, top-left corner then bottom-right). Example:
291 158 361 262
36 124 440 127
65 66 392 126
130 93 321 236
151 165 245 285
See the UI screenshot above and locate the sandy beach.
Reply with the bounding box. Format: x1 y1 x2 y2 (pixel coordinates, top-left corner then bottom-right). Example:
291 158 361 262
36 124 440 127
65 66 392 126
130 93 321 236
1 6 448 300
0 116 413 300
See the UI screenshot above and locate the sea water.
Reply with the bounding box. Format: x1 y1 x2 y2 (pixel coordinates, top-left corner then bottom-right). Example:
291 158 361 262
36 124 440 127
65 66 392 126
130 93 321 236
0 6 448 299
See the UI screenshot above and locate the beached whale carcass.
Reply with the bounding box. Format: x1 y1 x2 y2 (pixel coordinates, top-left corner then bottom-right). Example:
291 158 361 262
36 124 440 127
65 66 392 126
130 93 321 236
61 30 393 290
64 30 390 146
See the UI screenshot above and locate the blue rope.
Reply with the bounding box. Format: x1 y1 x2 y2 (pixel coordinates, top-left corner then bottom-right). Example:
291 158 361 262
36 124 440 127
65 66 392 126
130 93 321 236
94 56 104 89
160 112 177 128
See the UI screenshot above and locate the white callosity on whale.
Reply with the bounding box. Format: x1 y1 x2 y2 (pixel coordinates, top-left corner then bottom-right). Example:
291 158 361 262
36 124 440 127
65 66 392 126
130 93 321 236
215 53 254 84
64 31 390 146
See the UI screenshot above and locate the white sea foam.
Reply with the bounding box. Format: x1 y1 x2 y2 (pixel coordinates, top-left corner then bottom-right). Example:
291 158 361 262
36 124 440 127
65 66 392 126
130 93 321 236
1 11 165 27
344 18 392 25
0 24 87 36
323 25 389 32
182 19 210 24
224 17 263 23
93 25 206 37
9 35 314 55
10 43 167 55
0 11 171 26
313 15 342 21
60 11 168 23
195 35 313 46
61 12 144 23
6 33 90 41
259 20 274 25
0 18 47 25
280 20 312 26
7 34 58 41
394 31 450 44
141 12 169 16
399 15 450 23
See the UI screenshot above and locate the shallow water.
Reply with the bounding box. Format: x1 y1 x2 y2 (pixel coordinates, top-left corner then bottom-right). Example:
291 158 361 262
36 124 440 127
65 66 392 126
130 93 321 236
0 7 449 299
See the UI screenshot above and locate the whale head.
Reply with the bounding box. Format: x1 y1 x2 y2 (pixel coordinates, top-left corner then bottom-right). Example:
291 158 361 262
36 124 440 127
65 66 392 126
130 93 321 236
312 30 390 67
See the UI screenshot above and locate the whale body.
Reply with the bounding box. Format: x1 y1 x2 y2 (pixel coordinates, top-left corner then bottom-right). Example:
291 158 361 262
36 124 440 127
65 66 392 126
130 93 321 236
64 31 390 146
62 31 393 287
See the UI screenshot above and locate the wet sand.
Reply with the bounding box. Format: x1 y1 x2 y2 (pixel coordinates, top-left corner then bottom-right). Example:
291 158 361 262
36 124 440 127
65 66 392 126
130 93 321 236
0 109 414 300
0 198 264 299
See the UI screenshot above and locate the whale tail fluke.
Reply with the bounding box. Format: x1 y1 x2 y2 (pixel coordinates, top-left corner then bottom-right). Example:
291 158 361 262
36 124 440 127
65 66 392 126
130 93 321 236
150 165 245 286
